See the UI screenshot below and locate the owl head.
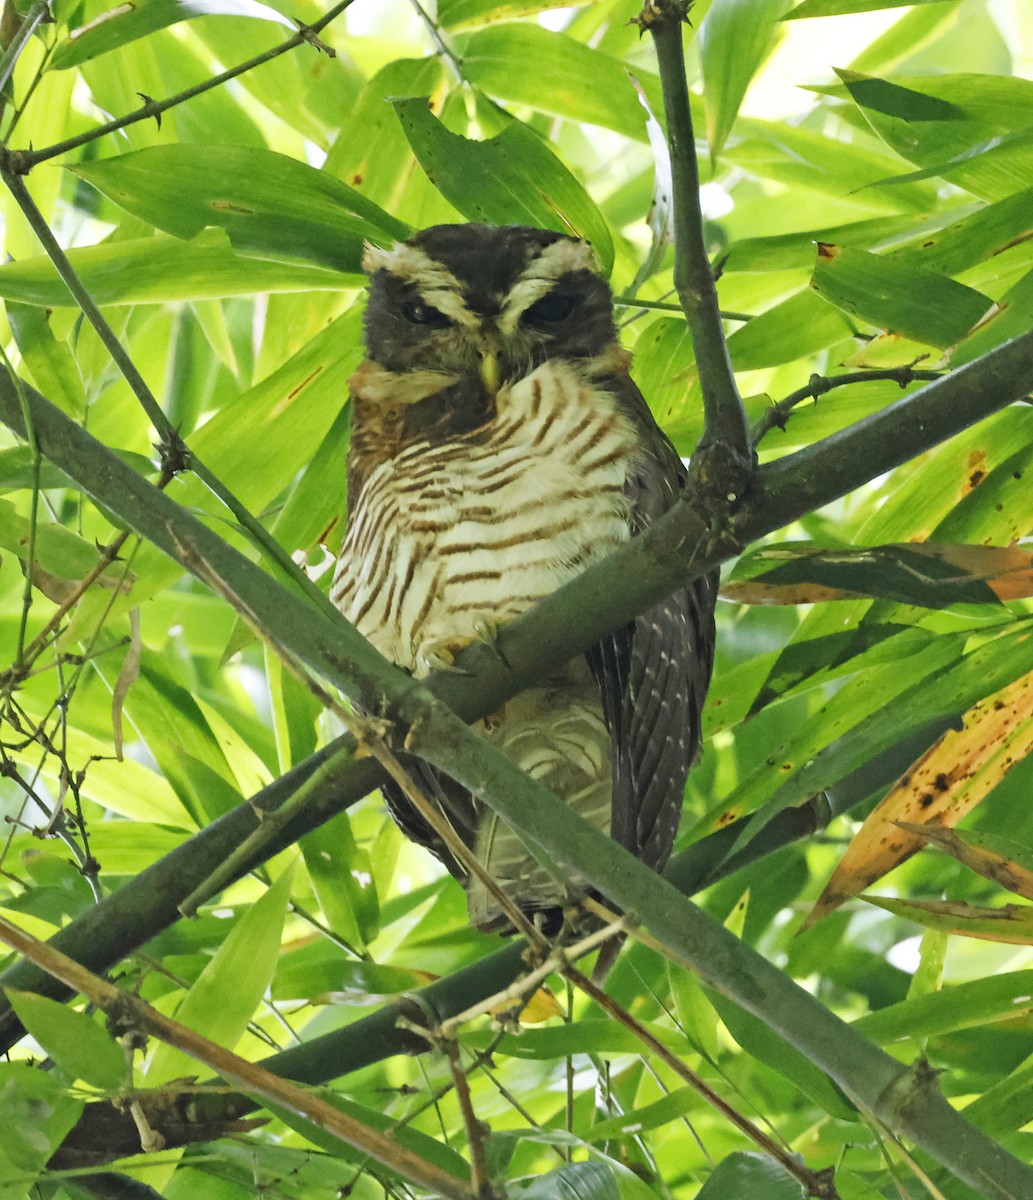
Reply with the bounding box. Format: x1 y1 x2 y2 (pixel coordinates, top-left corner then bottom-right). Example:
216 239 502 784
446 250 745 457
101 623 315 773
361 224 618 388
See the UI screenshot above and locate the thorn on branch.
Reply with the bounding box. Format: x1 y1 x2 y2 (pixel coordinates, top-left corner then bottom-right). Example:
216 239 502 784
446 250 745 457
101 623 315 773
156 428 190 480
135 94 162 131
292 19 336 57
631 0 692 34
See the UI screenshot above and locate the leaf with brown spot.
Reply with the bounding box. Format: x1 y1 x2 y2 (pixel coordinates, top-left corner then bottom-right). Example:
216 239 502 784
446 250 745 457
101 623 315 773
896 823 1033 902
723 541 1033 608
863 896 1033 945
802 668 1033 929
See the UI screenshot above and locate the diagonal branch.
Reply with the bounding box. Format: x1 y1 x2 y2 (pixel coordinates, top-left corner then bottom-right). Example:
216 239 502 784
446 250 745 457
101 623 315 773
3 339 1033 1194
0 327 1032 1046
8 0 358 170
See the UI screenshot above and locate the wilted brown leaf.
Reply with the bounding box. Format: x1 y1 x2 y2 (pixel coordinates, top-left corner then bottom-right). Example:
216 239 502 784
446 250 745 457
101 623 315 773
802 668 1033 929
723 542 1033 607
863 896 1033 945
895 822 1033 902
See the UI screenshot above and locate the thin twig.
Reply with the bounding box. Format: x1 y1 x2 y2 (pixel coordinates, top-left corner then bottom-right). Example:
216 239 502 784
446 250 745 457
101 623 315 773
564 965 841 1200
751 366 944 446
616 297 753 322
0 165 336 621
9 0 357 169
440 1037 495 1200
0 913 476 1200
0 0 52 96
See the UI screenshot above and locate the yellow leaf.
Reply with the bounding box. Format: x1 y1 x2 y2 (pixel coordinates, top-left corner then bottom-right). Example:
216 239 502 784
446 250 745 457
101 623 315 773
803 668 1033 929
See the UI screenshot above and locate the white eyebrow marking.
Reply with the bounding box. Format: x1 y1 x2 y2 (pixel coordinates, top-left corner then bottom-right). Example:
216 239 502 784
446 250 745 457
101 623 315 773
363 241 478 327
498 238 600 335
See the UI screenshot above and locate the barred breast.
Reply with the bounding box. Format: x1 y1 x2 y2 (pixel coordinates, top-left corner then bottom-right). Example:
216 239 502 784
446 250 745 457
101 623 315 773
332 359 640 674
332 358 641 927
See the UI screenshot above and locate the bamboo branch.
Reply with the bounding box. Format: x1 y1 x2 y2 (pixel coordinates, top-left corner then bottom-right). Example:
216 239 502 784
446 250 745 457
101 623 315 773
643 0 751 464
0 161 336 622
8 0 357 170
751 366 944 446
0 0 51 95
0 328 1032 1046
0 913 475 1200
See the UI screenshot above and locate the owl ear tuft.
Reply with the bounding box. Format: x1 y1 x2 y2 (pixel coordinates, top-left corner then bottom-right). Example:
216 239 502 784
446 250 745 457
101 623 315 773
362 241 399 275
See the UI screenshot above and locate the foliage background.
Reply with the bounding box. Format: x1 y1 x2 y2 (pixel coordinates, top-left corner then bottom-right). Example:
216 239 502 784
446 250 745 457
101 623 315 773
0 0 1032 1197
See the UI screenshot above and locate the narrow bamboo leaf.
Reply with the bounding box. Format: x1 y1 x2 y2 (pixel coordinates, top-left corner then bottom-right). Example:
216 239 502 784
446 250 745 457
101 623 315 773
788 0 948 14
464 1019 667 1059
393 98 614 273
81 823 188 875
668 964 720 1062
805 667 1033 927
0 497 109 581
3 990 125 1091
700 0 788 161
72 146 409 272
835 68 967 122
587 1086 697 1142
709 995 856 1120
300 810 380 951
963 1054 1033 1137
0 1064 82 1181
724 542 1031 608
145 863 295 1085
696 1152 804 1200
271 941 430 1002
0 230 358 307
439 0 581 29
509 1160 652 1200
456 24 649 141
52 0 292 70
264 1092 470 1183
811 244 992 348
897 823 1033 901
323 57 455 226
195 699 273 798
713 622 1033 850
855 970 1033 1043
892 189 1033 277
726 289 853 370
863 896 1033 944
6 303 86 416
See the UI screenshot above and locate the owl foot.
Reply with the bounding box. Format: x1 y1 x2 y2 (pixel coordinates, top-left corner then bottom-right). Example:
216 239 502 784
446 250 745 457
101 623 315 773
472 618 511 670
417 637 475 676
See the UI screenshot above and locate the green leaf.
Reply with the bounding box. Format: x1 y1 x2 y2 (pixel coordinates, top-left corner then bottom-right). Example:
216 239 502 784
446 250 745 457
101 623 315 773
300 810 380 951
787 0 962 16
726 289 853 370
145 863 295 1085
700 0 789 160
855 971 1033 1042
710 995 856 1120
0 1064 82 1187
71 146 409 272
393 99 615 273
0 230 358 307
696 1152 805 1199
4 990 126 1090
0 497 108 580
439 0 580 29
835 68 968 123
811 244 992 347
52 0 292 70
456 24 650 141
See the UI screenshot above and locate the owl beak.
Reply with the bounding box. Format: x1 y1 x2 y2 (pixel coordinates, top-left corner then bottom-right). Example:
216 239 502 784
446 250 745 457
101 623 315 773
480 349 500 398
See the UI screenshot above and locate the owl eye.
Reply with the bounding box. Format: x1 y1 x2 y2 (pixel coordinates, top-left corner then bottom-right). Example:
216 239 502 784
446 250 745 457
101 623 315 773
401 301 449 326
523 293 576 325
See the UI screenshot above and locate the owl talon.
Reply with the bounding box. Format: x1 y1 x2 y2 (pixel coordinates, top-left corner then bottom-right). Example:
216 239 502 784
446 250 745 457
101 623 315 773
472 619 511 669
418 640 474 676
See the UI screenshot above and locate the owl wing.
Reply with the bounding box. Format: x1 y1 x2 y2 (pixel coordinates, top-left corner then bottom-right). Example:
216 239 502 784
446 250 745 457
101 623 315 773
587 373 718 872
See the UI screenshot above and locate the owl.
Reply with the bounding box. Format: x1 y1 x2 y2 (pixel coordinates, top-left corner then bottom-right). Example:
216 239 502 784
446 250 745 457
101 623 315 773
332 224 716 932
